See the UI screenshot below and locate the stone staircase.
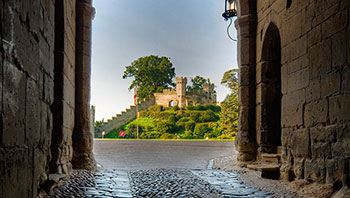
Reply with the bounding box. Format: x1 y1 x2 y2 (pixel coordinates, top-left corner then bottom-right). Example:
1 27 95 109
94 98 155 138
247 146 282 179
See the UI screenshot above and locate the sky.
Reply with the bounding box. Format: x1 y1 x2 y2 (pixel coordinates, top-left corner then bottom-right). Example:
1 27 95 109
91 0 238 121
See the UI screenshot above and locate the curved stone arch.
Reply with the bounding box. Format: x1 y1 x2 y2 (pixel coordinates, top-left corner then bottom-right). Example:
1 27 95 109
256 22 282 153
257 11 283 61
169 100 175 107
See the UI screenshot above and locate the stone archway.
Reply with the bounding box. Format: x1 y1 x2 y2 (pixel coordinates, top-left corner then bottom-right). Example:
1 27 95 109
169 100 175 107
256 23 282 154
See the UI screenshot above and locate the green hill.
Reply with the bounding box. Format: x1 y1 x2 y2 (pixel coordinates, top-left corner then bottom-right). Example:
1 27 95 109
105 104 234 140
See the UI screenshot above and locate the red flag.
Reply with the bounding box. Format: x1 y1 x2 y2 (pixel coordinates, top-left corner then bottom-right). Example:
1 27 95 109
119 131 125 137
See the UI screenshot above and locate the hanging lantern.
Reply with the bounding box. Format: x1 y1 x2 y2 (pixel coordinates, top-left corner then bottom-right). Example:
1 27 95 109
222 0 237 20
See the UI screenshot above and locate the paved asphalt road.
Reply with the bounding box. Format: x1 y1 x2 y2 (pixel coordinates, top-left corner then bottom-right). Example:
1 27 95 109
93 140 236 170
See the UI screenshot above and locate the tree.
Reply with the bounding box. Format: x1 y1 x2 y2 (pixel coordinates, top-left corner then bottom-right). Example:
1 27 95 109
123 55 176 100
220 69 239 137
221 69 238 91
187 75 215 93
95 118 105 128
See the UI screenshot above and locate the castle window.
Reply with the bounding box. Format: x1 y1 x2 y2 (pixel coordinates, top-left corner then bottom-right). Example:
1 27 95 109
169 100 175 107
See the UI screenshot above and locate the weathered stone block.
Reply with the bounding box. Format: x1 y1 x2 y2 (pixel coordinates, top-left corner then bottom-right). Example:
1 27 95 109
25 78 41 147
63 74 75 108
310 125 336 158
307 25 322 48
331 31 347 69
321 73 341 97
2 62 26 146
238 106 250 131
304 99 328 127
281 127 292 147
287 54 309 75
336 123 350 141
281 64 288 94
282 35 307 63
321 9 347 39
288 68 309 92
43 74 54 105
40 102 53 148
306 77 321 102
308 39 332 79
342 68 350 94
239 85 250 106
326 158 345 185
283 10 302 44
235 130 256 153
238 37 256 66
329 95 350 123
0 148 34 198
63 56 75 84
305 159 326 182
291 128 310 158
39 34 54 78
281 89 305 127
294 157 305 179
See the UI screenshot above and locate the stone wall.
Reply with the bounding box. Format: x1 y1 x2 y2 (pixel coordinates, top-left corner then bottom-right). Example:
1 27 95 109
154 89 178 107
0 1 55 197
95 98 155 137
0 1 95 197
236 0 350 188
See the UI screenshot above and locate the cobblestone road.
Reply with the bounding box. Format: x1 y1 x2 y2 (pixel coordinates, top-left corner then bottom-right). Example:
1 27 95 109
54 141 275 197
80 169 272 198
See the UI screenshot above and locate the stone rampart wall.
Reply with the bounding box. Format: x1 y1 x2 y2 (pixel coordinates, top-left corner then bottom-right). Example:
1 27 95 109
95 98 155 137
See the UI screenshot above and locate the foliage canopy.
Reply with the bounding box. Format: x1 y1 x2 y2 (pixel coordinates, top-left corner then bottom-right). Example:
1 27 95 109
123 55 176 100
220 69 239 137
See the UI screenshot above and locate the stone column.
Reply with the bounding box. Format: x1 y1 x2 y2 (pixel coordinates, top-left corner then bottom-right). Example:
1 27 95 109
72 0 96 170
234 14 257 163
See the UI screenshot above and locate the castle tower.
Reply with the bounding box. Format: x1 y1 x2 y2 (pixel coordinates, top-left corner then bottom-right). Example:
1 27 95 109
176 77 187 107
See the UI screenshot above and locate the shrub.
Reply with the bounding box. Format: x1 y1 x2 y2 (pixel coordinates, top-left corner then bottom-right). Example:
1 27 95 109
199 110 219 122
140 132 161 139
203 104 221 112
203 132 214 138
217 134 234 139
189 111 201 122
193 123 212 137
126 123 143 138
184 120 195 132
160 133 176 139
176 117 190 129
139 110 149 117
155 111 176 120
187 104 206 111
183 130 193 139
155 120 178 134
148 105 164 112
168 115 177 124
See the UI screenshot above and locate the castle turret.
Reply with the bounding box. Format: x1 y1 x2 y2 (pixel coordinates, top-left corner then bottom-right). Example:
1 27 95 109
176 77 187 108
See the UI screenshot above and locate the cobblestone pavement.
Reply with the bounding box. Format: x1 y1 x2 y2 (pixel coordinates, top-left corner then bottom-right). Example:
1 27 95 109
54 169 273 198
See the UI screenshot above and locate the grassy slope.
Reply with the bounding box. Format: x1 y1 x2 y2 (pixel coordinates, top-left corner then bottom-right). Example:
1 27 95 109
103 105 234 140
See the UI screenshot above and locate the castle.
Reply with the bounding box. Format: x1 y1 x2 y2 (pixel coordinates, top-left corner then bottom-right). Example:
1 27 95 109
154 77 217 108
93 76 217 138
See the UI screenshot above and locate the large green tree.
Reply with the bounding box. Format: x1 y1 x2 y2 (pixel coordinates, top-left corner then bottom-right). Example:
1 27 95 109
187 75 215 93
220 69 239 137
123 55 176 100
